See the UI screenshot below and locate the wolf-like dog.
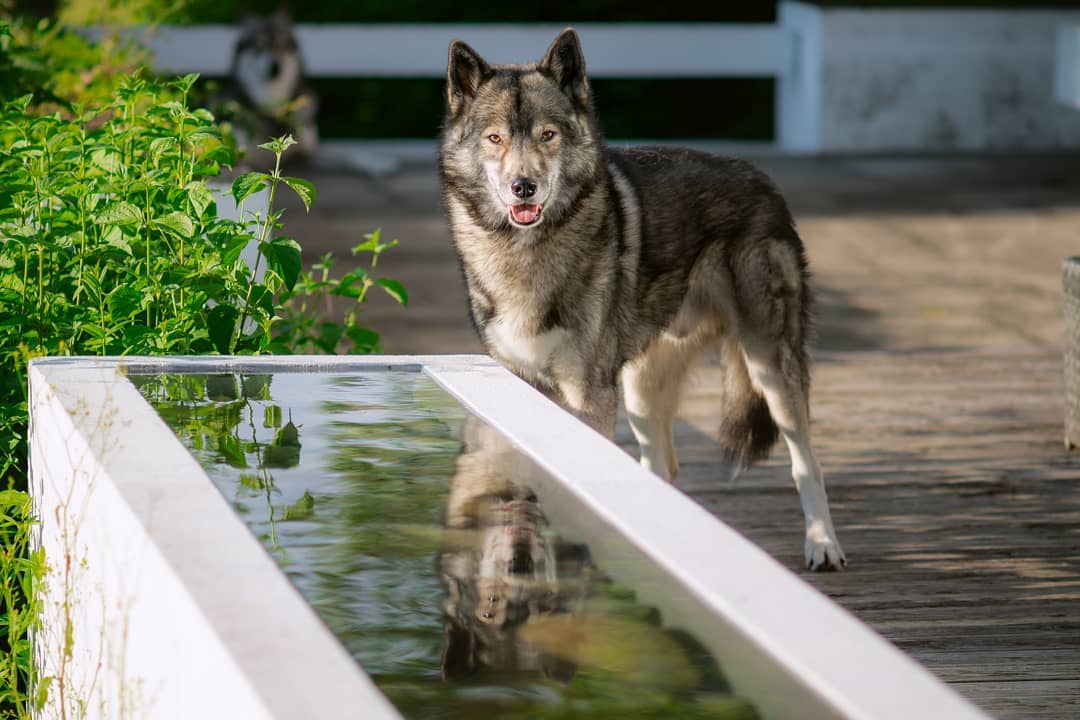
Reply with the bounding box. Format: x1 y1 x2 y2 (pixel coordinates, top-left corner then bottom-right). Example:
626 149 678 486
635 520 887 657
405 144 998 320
439 29 845 571
223 9 318 162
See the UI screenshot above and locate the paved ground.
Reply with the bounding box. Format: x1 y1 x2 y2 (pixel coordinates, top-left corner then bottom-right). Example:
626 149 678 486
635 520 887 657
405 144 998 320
277 151 1080 718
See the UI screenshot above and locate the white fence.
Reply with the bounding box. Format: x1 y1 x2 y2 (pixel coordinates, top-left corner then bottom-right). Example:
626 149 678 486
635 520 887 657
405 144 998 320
135 1 1080 153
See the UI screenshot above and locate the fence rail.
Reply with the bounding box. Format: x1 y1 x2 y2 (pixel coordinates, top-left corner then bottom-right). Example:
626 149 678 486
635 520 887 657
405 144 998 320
145 23 790 79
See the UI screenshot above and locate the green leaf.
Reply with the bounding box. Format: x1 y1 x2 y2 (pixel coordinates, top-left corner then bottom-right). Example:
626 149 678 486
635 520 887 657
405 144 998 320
217 434 247 468
98 201 142 226
5 94 32 113
149 136 177 159
261 237 302 292
281 490 315 521
239 473 267 490
153 211 195 238
351 228 381 254
107 286 142 318
281 176 316 212
376 278 408 306
345 325 380 352
186 181 214 217
258 135 297 154
264 418 302 468
89 148 122 173
241 374 271 399
101 226 132 254
330 268 370 299
207 304 238 354
264 404 283 429
221 233 251 266
231 172 268 204
247 283 274 317
316 322 343 353
176 72 200 93
202 143 236 168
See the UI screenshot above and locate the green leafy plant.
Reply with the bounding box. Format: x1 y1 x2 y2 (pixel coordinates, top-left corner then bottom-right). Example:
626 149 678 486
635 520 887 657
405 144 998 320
0 490 46 718
0 72 404 487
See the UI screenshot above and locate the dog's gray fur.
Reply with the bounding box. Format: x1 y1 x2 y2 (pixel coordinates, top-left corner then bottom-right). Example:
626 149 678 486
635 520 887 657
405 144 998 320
439 29 845 570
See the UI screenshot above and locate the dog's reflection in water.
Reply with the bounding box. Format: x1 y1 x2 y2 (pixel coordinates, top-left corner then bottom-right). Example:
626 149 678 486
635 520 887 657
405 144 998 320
440 419 592 683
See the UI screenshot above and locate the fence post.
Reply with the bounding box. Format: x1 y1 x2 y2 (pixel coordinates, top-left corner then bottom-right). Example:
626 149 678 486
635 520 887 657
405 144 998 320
777 1 823 153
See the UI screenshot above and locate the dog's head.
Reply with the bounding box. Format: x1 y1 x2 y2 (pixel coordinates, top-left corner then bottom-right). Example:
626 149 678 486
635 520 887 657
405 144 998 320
440 29 603 233
440 491 590 684
232 9 304 112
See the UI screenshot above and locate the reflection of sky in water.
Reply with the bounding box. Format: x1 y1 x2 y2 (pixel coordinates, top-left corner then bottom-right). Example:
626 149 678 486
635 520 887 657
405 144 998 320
139 372 760 720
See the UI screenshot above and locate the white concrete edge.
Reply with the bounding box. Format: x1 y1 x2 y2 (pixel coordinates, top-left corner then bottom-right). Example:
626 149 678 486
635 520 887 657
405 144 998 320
422 361 992 720
31 354 990 720
29 359 404 720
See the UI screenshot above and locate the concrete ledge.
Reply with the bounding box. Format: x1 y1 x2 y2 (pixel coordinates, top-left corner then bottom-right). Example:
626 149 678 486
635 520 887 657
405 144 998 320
30 355 990 719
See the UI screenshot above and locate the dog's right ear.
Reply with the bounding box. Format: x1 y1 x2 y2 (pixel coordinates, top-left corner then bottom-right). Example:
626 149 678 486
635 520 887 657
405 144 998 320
441 621 477 680
447 41 491 117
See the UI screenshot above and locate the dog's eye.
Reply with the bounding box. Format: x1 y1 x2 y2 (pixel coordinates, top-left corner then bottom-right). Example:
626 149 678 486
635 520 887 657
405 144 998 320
487 134 502 145
540 130 556 143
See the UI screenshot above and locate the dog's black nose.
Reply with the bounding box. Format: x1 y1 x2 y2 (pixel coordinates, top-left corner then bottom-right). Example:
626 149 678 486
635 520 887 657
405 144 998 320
510 177 537 199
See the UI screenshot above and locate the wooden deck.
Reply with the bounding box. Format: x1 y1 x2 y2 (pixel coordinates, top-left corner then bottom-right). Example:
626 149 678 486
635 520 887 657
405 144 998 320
281 152 1080 718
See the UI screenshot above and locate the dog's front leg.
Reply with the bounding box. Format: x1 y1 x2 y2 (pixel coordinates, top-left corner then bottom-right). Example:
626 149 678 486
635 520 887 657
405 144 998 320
557 377 618 440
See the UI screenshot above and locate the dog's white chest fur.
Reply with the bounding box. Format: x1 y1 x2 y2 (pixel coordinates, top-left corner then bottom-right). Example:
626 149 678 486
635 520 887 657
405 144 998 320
486 318 566 376
235 51 301 111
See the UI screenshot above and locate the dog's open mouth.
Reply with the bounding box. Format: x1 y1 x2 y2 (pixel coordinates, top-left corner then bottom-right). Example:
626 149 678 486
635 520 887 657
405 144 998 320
508 203 543 227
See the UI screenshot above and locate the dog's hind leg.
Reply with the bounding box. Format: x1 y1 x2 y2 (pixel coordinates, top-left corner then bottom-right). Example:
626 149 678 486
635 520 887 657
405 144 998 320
621 335 700 482
743 341 846 571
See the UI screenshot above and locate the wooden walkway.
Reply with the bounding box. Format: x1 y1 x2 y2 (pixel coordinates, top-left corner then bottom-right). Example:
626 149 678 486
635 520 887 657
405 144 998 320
282 152 1080 718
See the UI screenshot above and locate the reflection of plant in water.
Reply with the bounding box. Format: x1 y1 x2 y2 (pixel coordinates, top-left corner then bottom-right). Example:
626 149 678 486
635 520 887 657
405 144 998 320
134 373 313 556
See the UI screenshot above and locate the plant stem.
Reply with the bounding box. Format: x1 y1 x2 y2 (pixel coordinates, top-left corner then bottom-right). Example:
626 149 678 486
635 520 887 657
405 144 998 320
232 151 282 353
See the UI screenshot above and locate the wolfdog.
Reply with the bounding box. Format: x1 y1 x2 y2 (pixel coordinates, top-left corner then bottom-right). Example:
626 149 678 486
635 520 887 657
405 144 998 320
222 9 318 162
439 29 845 570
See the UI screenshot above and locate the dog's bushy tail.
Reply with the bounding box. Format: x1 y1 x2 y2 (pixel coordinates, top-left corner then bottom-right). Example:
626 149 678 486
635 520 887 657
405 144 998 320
717 339 779 470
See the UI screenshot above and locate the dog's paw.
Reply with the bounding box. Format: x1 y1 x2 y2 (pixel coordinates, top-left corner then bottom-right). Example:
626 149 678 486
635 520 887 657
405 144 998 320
805 530 846 572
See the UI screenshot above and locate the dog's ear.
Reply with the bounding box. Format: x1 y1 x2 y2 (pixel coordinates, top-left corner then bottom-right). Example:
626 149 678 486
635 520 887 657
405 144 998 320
540 28 589 109
441 621 477 680
271 7 293 29
447 40 491 117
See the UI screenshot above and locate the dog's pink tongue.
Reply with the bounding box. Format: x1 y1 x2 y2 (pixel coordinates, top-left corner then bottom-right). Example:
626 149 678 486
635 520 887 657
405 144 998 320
510 204 540 225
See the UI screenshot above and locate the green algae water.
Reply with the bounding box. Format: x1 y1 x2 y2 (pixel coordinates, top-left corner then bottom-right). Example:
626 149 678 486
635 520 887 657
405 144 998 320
135 371 760 720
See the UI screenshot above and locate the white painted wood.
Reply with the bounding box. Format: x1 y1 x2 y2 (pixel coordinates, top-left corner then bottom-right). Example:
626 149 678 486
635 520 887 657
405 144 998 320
143 23 788 78
1056 25 1080 109
778 2 824 153
805 4 1080 150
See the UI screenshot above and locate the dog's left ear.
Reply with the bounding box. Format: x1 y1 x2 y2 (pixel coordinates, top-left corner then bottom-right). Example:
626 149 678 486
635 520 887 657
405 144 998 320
540 28 589 109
